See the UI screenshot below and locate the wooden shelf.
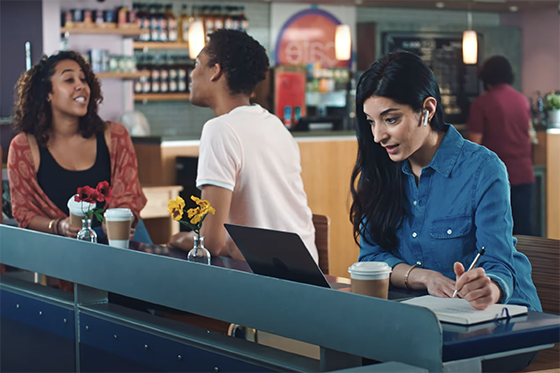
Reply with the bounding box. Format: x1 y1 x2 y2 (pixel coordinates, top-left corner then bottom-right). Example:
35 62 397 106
96 71 149 79
60 26 142 36
134 93 190 101
134 42 189 50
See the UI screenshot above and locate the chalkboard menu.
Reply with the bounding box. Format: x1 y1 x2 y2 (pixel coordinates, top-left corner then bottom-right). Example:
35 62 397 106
383 32 482 125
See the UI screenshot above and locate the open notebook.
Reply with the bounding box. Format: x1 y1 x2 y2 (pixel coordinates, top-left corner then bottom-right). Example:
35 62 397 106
403 295 528 325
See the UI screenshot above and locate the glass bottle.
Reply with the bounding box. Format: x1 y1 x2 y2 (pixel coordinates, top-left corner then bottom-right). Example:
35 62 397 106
77 218 97 243
187 236 211 264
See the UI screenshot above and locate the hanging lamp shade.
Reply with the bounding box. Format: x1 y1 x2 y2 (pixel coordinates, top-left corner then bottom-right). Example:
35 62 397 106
462 30 478 64
335 24 352 61
188 20 206 60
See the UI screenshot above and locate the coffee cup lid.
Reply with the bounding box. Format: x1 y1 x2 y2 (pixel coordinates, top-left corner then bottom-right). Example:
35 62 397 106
348 261 392 275
67 194 96 215
104 208 133 220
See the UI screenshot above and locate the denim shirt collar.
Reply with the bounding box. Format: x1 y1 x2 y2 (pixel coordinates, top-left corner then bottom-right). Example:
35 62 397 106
401 124 463 178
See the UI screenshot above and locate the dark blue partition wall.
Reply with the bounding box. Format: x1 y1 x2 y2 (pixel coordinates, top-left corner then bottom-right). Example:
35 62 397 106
79 313 273 373
0 290 75 372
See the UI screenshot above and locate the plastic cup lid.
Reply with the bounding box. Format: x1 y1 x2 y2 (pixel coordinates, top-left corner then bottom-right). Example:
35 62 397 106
67 194 96 215
348 261 392 275
104 208 133 220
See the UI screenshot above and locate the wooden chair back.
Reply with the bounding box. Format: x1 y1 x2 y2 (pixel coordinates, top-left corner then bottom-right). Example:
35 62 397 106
515 235 560 315
515 235 560 372
312 214 330 275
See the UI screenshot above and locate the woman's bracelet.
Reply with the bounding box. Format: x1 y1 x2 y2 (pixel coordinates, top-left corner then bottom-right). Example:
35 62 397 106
404 261 423 289
55 219 62 235
48 219 56 233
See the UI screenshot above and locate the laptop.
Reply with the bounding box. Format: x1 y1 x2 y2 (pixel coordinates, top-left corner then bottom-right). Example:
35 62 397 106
224 223 340 288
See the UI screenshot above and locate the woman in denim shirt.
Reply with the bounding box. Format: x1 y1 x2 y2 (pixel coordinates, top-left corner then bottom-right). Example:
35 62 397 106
350 51 541 312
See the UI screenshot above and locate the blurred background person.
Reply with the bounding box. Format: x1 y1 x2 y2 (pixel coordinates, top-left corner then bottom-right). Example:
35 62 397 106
467 55 534 236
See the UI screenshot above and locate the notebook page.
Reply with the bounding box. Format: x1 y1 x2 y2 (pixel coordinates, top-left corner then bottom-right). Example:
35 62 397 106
403 295 527 325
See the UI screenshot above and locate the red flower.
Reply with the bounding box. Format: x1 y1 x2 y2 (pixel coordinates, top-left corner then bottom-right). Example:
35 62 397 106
96 181 112 203
75 186 98 203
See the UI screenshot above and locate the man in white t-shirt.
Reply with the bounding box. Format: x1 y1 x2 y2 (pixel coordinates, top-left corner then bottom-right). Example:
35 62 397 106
168 29 318 263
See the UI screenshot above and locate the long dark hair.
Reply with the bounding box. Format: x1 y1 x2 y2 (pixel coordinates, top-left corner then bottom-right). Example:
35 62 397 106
12 50 105 146
350 51 446 249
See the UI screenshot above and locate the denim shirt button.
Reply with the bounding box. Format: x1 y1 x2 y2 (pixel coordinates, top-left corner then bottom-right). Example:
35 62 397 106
413 200 417 206
447 229 452 235
412 232 418 238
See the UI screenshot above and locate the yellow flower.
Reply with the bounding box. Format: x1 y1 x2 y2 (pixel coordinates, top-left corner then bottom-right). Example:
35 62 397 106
168 196 185 221
191 196 216 216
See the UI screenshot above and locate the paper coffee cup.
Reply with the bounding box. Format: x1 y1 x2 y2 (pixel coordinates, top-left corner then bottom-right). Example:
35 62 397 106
348 262 392 299
104 208 133 249
67 195 96 227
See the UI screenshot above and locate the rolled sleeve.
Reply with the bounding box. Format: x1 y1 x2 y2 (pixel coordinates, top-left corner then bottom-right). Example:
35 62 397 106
486 273 510 304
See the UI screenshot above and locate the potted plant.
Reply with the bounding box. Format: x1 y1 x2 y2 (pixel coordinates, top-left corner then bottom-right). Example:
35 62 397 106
544 91 560 128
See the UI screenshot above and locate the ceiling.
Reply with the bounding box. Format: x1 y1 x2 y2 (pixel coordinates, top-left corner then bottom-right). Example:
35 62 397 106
241 0 559 12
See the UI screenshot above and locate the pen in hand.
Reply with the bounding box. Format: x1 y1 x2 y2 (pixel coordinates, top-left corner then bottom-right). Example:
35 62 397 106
452 246 486 298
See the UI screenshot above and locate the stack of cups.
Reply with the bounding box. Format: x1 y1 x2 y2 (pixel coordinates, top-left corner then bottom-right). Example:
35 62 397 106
104 208 133 249
67 195 96 227
348 262 392 299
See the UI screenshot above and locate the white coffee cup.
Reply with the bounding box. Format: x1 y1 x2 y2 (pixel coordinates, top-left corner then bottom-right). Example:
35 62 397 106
348 262 392 299
67 195 96 227
104 208 133 249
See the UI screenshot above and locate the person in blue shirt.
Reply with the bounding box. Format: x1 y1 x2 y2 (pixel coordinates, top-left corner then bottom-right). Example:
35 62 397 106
350 51 542 312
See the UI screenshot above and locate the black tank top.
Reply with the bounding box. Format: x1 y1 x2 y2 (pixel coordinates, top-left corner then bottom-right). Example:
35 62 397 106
37 132 111 227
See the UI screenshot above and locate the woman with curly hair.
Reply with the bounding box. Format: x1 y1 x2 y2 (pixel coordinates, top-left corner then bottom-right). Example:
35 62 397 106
7 50 147 240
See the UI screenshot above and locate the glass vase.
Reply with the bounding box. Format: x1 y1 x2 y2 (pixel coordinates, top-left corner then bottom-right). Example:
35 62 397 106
77 218 97 243
187 236 211 264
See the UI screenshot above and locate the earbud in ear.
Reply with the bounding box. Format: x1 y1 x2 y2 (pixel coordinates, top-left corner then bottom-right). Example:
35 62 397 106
423 109 429 127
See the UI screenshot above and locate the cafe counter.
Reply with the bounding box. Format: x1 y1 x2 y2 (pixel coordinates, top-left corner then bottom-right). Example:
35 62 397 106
132 131 359 278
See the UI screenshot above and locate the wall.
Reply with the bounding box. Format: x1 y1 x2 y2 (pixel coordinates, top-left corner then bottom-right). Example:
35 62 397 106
356 7 522 92
134 0 270 138
64 0 135 122
519 8 560 96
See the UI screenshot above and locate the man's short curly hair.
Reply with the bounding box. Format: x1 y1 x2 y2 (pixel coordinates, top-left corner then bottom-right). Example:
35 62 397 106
478 55 514 86
12 50 105 146
205 29 269 96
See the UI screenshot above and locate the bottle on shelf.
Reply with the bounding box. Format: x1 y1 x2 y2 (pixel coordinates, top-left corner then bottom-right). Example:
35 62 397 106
168 56 178 93
179 4 190 44
160 55 169 93
224 6 234 30
158 5 168 43
142 55 152 93
151 55 161 93
177 55 188 93
239 6 248 31
231 7 241 30
134 54 145 94
203 6 214 40
165 4 177 43
149 4 159 42
213 6 224 31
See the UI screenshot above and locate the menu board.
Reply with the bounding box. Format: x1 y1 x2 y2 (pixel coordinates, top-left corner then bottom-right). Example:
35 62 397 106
383 32 482 125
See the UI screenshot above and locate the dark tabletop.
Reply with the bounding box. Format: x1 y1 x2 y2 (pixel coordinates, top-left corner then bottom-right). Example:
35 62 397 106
128 242 560 364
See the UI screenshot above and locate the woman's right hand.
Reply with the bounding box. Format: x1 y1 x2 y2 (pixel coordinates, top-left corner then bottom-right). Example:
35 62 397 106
57 218 81 238
421 269 457 298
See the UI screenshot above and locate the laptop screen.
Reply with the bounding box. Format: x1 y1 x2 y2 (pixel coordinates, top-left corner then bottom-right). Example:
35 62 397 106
224 224 331 288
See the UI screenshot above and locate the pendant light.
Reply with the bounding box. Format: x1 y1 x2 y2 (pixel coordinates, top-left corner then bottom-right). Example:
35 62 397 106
335 24 352 61
462 10 478 64
188 20 206 60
